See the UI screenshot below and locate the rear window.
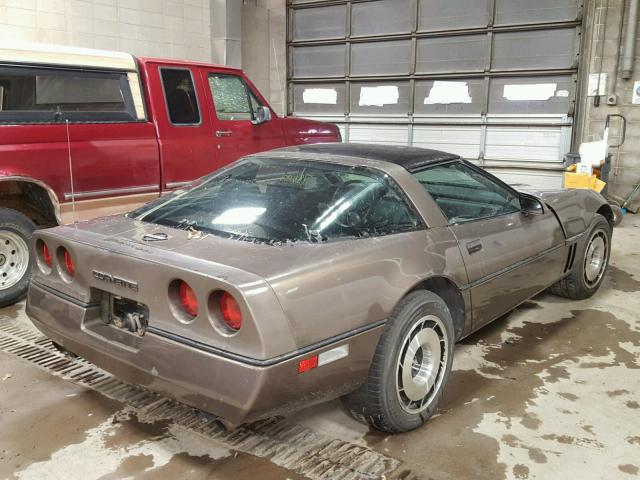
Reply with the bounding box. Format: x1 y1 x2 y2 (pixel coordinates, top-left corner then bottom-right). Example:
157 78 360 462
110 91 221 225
0 66 137 124
132 158 423 244
161 68 200 125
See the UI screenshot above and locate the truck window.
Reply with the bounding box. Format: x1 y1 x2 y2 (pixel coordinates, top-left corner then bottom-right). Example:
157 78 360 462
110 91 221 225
208 74 262 121
160 68 200 125
0 66 136 124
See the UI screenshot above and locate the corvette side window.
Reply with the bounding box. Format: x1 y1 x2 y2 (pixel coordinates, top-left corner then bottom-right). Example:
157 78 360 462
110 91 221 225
413 161 520 224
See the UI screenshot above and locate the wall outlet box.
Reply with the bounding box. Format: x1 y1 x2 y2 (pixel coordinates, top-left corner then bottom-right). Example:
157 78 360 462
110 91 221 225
633 81 640 104
607 94 618 105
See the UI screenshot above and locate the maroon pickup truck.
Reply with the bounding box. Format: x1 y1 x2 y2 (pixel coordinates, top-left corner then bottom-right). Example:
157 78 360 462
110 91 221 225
0 43 340 306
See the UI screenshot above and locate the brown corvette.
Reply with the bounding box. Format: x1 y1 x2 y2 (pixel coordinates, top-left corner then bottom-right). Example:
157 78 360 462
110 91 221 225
26 144 613 433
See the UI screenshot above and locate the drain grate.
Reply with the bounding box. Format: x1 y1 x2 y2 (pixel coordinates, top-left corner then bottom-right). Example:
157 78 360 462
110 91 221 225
0 319 403 480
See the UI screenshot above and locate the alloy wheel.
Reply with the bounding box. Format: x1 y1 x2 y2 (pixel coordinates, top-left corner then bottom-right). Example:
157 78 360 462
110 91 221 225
396 314 449 414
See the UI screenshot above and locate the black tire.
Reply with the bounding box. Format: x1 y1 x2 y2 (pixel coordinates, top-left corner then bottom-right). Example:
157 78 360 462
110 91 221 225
343 290 455 433
550 214 612 300
0 208 36 308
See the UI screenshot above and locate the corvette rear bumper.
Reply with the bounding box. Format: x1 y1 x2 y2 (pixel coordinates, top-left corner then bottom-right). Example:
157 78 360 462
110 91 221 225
26 282 383 427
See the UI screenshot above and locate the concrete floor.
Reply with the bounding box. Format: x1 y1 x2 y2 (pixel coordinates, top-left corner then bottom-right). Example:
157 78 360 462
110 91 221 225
1 216 639 480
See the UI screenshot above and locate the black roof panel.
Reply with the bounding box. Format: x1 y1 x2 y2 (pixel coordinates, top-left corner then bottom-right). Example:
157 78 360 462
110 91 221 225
275 143 460 171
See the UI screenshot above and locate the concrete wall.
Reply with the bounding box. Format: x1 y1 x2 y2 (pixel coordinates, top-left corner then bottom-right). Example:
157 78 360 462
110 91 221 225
577 0 640 204
210 0 241 67
241 0 286 115
0 0 212 62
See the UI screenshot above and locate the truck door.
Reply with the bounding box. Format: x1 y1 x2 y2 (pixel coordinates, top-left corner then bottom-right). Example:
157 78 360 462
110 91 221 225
149 64 218 189
200 69 285 167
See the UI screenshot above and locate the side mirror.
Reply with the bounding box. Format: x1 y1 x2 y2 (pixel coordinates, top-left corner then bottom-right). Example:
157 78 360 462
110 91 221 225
520 194 544 216
252 106 272 125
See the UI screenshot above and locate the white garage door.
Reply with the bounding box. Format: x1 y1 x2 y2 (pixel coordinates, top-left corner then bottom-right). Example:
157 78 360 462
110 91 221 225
287 0 583 188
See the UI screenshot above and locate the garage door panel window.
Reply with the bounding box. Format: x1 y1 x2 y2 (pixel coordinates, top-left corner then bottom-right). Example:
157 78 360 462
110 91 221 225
351 40 412 76
489 76 573 115
495 0 579 25
292 83 347 115
418 0 490 31
413 162 521 224
292 44 347 78
492 29 577 71
350 82 410 116
351 0 415 37
416 35 488 74
415 79 484 115
0 65 136 123
292 5 347 41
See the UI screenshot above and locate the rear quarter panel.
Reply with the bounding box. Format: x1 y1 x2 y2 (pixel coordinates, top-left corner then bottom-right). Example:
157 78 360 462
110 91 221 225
261 228 470 348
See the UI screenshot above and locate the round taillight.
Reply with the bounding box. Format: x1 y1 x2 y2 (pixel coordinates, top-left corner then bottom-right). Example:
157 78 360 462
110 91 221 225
178 281 198 317
62 249 75 277
41 241 52 268
219 292 242 331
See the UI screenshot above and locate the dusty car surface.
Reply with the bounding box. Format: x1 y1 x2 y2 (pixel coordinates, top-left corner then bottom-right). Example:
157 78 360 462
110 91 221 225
26 143 614 433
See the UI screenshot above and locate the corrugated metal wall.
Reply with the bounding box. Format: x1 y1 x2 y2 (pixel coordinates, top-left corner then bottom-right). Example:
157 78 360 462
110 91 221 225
286 0 584 189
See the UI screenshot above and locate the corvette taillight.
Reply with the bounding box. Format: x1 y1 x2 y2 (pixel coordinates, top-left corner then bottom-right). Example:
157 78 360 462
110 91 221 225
62 248 75 277
178 281 198 317
219 291 242 331
41 241 52 268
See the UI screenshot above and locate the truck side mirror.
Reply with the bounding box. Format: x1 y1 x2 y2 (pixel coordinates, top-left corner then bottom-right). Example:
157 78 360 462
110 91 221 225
252 106 272 125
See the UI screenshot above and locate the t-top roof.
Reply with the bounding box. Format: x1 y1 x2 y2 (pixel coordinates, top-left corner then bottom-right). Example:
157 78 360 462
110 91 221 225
277 143 460 171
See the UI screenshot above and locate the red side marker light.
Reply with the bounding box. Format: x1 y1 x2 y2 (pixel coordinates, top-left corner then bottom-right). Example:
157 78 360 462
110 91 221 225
298 355 318 374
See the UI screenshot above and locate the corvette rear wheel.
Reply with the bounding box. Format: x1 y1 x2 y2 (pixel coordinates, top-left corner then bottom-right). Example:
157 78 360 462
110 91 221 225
343 290 454 433
550 214 611 300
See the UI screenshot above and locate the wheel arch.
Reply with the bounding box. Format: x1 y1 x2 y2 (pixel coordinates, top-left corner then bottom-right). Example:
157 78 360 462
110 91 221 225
406 276 467 341
0 177 61 226
596 203 614 228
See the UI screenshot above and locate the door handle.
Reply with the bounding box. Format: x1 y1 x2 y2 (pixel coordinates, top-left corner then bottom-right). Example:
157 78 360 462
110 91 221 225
215 130 232 137
466 240 482 255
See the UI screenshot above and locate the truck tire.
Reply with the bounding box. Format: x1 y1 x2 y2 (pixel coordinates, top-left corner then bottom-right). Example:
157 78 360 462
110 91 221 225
342 290 455 433
0 208 36 307
550 214 611 300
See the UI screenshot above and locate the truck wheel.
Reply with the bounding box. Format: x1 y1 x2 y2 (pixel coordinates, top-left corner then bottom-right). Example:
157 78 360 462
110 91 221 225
0 208 36 307
550 214 611 300
343 290 454 433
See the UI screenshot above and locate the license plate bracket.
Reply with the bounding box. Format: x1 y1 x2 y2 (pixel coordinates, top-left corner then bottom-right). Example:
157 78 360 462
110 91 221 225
105 294 150 337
